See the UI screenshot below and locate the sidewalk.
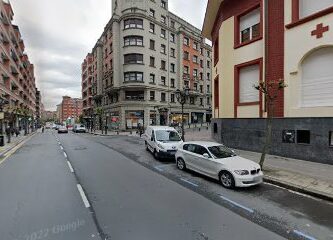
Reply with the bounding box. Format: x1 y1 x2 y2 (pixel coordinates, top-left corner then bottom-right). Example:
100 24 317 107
0 130 36 158
89 129 140 137
185 128 333 201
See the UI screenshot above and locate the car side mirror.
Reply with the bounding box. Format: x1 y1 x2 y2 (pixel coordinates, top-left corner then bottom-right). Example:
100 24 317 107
203 153 210 158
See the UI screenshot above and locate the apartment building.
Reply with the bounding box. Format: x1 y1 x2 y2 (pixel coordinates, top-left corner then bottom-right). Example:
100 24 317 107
58 96 83 123
0 0 37 129
35 88 41 126
81 53 94 121
202 0 333 164
82 0 212 130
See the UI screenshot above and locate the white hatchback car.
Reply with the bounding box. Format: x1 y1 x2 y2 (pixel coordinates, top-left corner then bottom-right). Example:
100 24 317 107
175 141 263 188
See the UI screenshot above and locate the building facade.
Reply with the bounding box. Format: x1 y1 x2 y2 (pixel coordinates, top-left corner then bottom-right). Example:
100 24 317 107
202 0 333 164
35 88 41 126
58 96 83 123
0 0 38 131
82 0 212 130
81 53 93 121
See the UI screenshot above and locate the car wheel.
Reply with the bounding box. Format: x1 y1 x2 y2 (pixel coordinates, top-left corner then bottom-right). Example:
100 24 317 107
219 171 235 189
153 149 159 160
176 158 186 170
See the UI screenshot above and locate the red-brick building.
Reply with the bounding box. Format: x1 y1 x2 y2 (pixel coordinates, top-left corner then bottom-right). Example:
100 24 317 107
59 96 83 123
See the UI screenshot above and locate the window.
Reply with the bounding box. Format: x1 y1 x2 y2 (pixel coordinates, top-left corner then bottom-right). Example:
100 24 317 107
183 37 189 46
161 29 166 38
170 48 175 57
207 85 210 93
184 66 189 74
171 20 175 29
214 36 219 65
200 98 203 106
124 54 143 64
299 0 333 18
183 51 189 60
207 97 210 105
149 9 155 18
193 69 198 77
150 91 155 100
207 60 210 68
170 33 175 43
161 44 166 54
149 39 155 50
170 63 175 73
161 0 166 9
161 76 166 85
200 85 203 93
207 73 210 81
124 72 144 82
161 92 166 102
193 55 198 63
200 60 204 68
149 23 155 33
124 18 143 29
282 130 296 143
200 48 204 55
194 83 198 90
301 47 333 107
194 145 210 156
161 60 166 70
239 8 260 44
150 56 155 67
124 36 143 46
184 81 189 88
170 78 175 88
239 64 259 103
199 72 203 80
150 74 155 84
193 42 198 50
161 15 166 24
330 131 333 146
125 91 144 101
171 94 175 102
297 130 311 144
190 97 195 104
207 51 211 58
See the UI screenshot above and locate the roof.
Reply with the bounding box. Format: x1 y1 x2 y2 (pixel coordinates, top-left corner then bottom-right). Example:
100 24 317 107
184 141 221 147
202 0 223 40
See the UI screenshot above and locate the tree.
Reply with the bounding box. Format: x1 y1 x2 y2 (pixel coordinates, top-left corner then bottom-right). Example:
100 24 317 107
95 107 104 133
254 79 287 169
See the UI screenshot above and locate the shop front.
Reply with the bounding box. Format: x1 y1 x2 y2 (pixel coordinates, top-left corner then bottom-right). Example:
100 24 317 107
170 113 189 126
149 111 157 126
125 110 144 129
108 111 121 130
191 112 204 124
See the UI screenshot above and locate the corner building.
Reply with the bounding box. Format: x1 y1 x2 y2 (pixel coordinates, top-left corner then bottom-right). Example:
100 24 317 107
202 0 333 164
83 0 212 130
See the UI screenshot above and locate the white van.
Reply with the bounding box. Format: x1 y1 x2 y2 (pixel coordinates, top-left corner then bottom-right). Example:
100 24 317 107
144 126 183 159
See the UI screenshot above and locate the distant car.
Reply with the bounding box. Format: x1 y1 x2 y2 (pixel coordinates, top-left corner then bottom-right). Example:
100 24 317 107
175 141 263 188
55 125 60 130
143 126 183 159
58 126 68 134
73 124 86 133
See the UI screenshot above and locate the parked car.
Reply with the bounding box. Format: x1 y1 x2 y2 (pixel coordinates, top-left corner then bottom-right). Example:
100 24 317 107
143 126 183 159
73 124 86 133
175 141 263 188
58 126 68 134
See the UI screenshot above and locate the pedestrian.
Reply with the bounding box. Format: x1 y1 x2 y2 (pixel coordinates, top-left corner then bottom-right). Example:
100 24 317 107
5 126 11 143
42 126 44 133
11 127 15 136
15 127 20 137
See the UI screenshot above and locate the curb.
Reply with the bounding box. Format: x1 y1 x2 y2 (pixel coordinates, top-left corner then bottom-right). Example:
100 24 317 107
0 132 37 158
263 176 333 203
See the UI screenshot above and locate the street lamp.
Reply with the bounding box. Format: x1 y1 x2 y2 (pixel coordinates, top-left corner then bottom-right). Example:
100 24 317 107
175 87 190 141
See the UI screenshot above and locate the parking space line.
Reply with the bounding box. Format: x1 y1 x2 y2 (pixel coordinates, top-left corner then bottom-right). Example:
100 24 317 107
63 152 67 158
293 230 317 240
77 184 90 208
153 164 172 172
180 178 198 187
60 146 63 150
219 194 254 214
67 161 74 173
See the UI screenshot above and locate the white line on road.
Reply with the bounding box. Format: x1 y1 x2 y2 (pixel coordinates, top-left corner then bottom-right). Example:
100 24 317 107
293 230 317 240
219 194 254 214
77 184 90 208
60 146 64 150
153 164 172 172
180 178 198 187
67 161 74 173
63 152 67 158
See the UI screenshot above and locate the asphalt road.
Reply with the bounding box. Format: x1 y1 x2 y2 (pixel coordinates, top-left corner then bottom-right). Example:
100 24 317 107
0 130 332 240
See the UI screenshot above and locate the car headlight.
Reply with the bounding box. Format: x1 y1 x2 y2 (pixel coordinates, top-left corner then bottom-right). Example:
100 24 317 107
234 170 249 175
157 143 165 150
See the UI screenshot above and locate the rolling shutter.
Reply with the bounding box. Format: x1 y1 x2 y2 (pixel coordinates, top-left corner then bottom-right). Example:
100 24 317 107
239 65 259 103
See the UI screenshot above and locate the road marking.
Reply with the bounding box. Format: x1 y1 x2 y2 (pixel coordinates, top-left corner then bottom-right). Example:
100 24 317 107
77 184 90 208
63 152 67 158
153 164 172 172
60 146 64 150
219 194 254 214
67 161 74 173
293 230 317 240
180 178 198 187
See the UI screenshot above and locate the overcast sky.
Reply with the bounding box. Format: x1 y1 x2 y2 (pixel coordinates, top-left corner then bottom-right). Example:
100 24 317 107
10 0 208 111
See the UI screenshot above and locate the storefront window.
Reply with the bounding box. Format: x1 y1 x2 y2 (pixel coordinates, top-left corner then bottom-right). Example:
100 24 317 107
125 110 144 129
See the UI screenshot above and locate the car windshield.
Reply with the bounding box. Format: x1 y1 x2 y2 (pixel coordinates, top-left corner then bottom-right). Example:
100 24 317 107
155 130 181 142
208 145 236 159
